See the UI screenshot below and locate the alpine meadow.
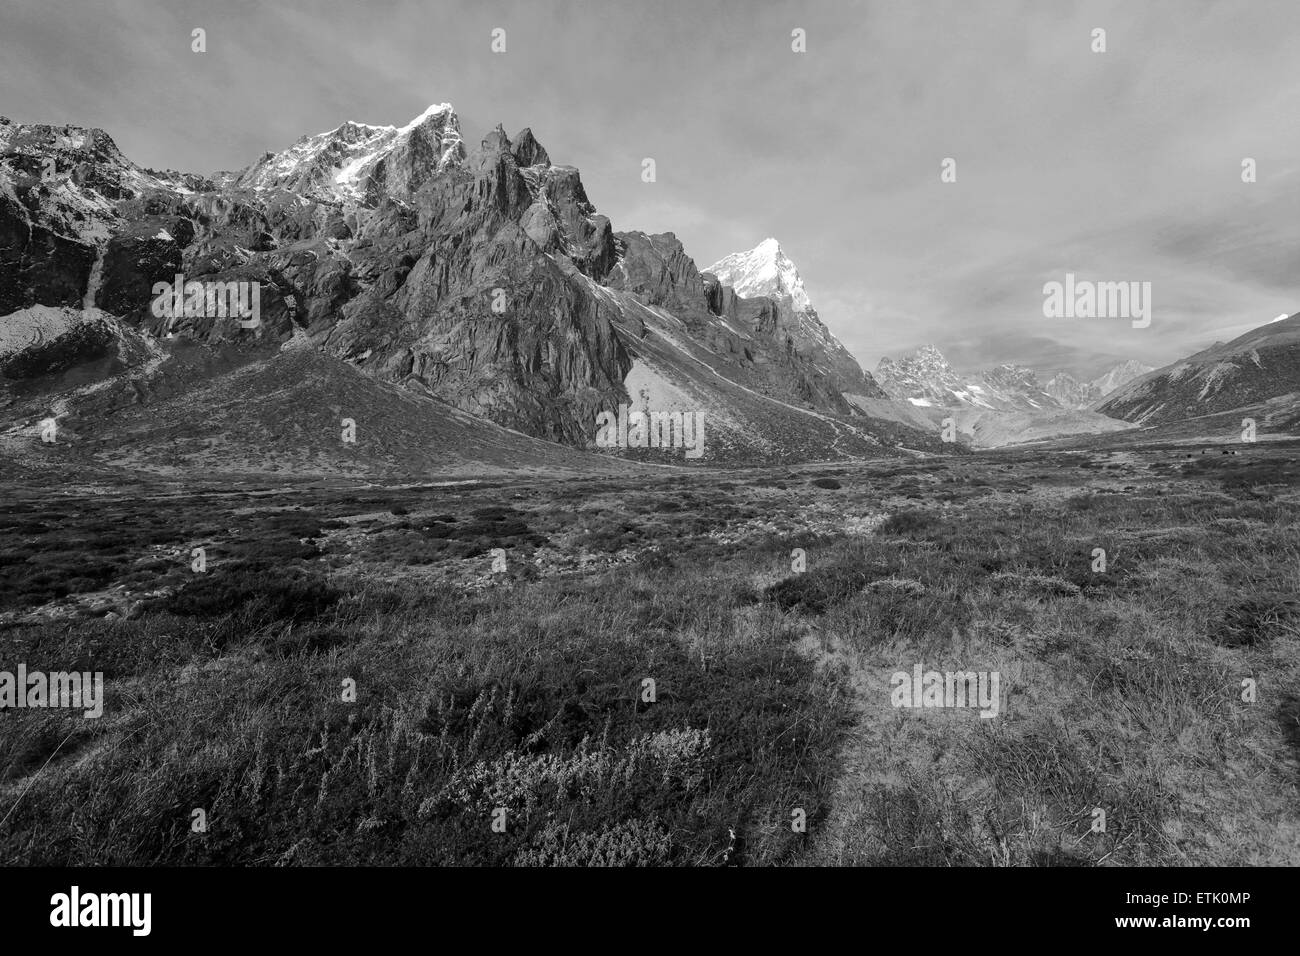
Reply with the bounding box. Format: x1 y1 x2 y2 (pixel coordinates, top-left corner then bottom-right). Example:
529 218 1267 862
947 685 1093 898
1 0 1297 894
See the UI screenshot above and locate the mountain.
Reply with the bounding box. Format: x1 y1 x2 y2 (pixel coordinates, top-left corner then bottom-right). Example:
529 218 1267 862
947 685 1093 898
1043 372 1098 409
1090 359 1155 398
0 334 657 485
0 106 941 475
871 345 1140 448
230 103 465 204
1045 360 1155 409
704 238 884 399
874 345 1058 412
1097 313 1300 426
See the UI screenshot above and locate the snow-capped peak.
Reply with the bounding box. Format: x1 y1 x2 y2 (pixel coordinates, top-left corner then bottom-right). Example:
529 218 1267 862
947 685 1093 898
913 344 950 365
705 238 812 315
395 102 456 136
234 102 464 204
0 119 188 243
701 238 881 395
875 346 1061 412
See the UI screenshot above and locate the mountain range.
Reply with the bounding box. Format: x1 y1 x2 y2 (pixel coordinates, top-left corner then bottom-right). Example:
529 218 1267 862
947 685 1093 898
875 346 1152 413
871 347 1163 448
1 103 1296 474
0 105 945 480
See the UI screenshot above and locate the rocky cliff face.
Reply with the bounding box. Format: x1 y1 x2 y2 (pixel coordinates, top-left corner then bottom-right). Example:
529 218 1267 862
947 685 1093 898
604 230 855 415
232 104 466 205
1 105 935 468
704 238 884 399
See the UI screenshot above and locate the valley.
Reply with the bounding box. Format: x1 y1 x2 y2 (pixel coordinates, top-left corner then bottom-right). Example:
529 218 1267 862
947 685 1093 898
2 78 1298 873
2 438 1297 865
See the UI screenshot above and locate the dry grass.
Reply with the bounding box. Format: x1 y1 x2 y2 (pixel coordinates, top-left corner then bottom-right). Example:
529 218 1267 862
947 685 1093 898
2 441 1298 865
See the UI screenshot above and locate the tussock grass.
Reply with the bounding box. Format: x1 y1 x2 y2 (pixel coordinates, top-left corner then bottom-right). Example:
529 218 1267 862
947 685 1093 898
1 565 850 865
2 443 1298 865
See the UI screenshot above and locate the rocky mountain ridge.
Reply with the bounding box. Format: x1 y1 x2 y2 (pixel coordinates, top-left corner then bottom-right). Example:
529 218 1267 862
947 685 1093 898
0 105 940 475
875 345 1054 412
871 344 1153 448
704 238 883 398
876 344 1153 413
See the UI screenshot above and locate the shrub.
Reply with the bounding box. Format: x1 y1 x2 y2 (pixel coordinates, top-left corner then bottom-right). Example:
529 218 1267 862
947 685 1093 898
765 563 877 614
878 510 937 536
159 568 340 625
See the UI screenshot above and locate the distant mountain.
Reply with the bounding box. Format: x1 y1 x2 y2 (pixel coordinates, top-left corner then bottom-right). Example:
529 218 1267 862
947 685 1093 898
876 346 1158 417
1043 372 1098 409
871 345 1146 447
1045 360 1155 409
874 345 1057 412
1097 314 1300 426
1091 359 1155 397
875 345 959 406
704 239 884 399
0 106 940 473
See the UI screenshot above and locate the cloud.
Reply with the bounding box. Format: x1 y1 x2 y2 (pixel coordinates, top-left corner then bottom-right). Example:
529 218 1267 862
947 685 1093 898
3 0 1298 377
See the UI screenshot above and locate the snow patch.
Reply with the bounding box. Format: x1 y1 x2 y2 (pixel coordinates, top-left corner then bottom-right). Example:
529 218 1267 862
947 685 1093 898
0 305 87 357
238 102 463 203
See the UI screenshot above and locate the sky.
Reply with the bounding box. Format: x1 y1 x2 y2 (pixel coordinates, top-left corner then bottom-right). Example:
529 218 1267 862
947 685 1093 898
3 0 1299 379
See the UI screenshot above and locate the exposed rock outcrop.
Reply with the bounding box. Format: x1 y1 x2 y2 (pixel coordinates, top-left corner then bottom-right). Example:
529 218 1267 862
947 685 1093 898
705 238 884 399
0 106 938 466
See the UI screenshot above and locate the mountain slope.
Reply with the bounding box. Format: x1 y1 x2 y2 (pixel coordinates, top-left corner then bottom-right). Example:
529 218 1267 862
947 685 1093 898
1097 314 1300 425
0 336 650 483
1 105 938 468
582 271 941 463
230 104 465 204
704 239 883 399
